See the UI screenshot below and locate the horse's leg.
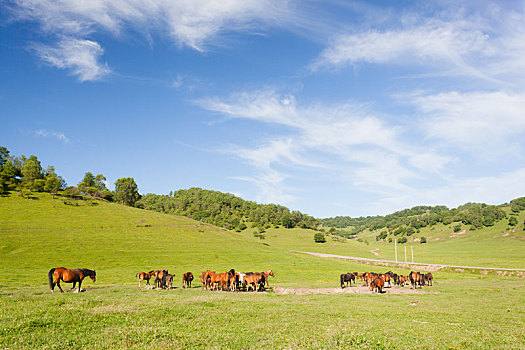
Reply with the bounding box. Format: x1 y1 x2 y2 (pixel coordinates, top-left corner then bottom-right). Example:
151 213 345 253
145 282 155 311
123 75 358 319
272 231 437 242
69 281 77 291
57 279 64 293
77 280 83 293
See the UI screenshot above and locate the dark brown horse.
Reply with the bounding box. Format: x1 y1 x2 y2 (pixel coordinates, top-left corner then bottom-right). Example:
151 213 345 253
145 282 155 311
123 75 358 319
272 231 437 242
423 273 433 286
340 273 355 288
135 270 155 288
48 267 96 293
182 272 194 288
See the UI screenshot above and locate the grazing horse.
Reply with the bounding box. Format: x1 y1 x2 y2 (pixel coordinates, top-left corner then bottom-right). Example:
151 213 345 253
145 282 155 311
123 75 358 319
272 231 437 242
409 271 423 289
379 273 391 288
182 272 194 288
200 270 215 290
423 273 433 286
244 273 266 292
163 273 174 289
48 267 96 293
369 277 385 293
135 270 155 288
340 273 355 288
209 272 229 291
262 270 275 289
154 270 169 289
398 275 408 286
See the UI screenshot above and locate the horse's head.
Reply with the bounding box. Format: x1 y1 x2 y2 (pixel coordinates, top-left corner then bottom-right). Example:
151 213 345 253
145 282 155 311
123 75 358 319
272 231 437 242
268 270 275 278
91 270 96 283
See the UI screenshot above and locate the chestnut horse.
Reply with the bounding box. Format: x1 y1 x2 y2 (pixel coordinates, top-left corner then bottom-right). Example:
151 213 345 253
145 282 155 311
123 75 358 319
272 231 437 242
409 271 423 289
182 272 194 288
262 270 275 289
48 267 96 293
135 270 155 288
369 277 385 293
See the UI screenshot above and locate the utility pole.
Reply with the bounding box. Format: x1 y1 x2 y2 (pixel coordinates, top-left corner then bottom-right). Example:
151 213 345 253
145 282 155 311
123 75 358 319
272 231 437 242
411 246 414 263
404 246 407 262
395 239 398 262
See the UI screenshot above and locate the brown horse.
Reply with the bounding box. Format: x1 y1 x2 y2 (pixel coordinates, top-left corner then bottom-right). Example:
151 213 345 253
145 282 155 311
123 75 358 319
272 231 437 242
409 271 423 289
423 273 433 286
135 270 155 288
164 274 174 289
48 267 96 293
154 270 169 289
182 272 194 288
200 270 215 290
262 270 275 289
369 277 385 293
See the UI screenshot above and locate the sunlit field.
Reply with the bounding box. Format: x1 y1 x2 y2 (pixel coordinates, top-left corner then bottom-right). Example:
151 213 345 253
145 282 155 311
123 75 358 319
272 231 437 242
1 194 524 349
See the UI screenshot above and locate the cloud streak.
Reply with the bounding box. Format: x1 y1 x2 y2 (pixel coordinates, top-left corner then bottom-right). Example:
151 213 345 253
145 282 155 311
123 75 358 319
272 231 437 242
8 0 304 80
33 37 111 81
35 129 70 143
198 89 452 205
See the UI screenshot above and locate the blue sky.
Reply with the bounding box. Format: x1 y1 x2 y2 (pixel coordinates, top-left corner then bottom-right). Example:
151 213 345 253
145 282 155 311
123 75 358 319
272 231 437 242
1 0 525 218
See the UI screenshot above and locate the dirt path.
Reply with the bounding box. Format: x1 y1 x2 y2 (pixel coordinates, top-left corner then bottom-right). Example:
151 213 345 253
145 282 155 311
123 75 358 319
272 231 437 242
296 251 525 275
274 285 437 296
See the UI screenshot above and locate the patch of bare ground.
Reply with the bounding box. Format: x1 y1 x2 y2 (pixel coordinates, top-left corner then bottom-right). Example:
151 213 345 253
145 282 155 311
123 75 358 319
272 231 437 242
273 286 438 296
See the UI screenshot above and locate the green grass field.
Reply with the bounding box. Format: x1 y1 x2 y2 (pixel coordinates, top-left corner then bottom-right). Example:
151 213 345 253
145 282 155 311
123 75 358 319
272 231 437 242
1 194 524 349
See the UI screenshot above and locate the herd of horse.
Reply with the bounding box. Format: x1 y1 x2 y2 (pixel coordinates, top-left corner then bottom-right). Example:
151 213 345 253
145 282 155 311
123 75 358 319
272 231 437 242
47 266 432 295
340 270 434 293
134 268 275 292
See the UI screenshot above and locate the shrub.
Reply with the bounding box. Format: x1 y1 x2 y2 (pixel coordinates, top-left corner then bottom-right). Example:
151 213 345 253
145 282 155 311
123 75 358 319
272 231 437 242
314 233 326 243
508 216 517 226
453 224 462 232
420 237 427 244
398 237 407 244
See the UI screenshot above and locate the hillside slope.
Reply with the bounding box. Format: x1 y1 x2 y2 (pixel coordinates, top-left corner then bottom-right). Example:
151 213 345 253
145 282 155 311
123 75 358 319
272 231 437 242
0 193 371 288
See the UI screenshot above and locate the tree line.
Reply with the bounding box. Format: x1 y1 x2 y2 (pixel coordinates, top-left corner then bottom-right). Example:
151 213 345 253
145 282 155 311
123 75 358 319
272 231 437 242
0 146 140 206
137 188 319 231
0 146 318 232
321 200 524 240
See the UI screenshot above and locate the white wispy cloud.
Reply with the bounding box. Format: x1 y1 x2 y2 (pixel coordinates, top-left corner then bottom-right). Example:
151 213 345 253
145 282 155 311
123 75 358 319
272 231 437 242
198 89 452 205
311 4 525 86
9 0 303 80
412 91 525 152
33 37 111 82
35 129 70 143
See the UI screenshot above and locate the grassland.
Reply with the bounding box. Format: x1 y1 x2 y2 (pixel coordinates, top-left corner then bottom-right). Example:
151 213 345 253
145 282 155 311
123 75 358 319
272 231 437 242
1 193 524 349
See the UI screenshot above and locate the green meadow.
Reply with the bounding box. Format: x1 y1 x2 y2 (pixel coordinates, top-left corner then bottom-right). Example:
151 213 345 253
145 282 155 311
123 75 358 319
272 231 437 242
1 194 524 349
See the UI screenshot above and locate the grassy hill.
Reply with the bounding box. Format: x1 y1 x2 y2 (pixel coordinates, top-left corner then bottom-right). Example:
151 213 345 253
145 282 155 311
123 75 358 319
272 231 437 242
1 193 524 349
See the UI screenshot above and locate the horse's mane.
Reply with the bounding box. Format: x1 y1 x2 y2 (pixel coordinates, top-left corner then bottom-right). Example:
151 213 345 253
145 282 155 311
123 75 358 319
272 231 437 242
81 268 95 276
148 270 154 274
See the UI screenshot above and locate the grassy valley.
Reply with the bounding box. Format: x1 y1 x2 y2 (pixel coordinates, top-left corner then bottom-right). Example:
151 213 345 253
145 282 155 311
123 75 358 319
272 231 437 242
1 193 524 348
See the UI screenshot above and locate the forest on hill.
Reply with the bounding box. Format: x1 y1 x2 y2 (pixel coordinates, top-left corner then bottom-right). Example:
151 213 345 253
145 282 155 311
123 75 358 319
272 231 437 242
137 190 319 231
0 146 319 232
321 198 525 240
2 145 524 238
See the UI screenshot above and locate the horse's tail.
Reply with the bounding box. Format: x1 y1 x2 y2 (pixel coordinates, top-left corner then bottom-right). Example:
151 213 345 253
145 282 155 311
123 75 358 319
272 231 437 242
48 268 56 291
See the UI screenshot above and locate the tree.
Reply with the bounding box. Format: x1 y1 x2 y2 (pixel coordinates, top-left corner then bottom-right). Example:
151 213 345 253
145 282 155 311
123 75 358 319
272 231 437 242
114 177 140 206
0 146 10 167
44 169 66 198
508 216 517 226
78 172 96 195
21 155 43 191
314 232 326 243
